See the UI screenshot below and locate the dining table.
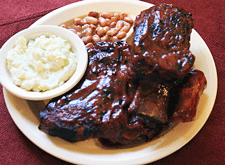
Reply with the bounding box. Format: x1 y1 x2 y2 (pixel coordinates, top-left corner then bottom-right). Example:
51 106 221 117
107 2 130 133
0 0 224 164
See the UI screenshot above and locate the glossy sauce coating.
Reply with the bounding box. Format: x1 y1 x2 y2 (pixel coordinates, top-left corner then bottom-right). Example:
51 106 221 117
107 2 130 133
60 11 133 47
39 41 170 144
39 41 133 142
171 69 207 122
39 4 207 146
130 3 195 80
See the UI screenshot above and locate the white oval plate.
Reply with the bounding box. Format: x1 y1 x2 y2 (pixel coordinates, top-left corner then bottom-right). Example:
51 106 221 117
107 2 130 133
3 0 217 164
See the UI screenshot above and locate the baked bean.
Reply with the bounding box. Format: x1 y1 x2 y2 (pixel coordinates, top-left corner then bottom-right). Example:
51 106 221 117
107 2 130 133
89 24 97 29
82 36 92 44
116 20 124 31
103 26 110 33
83 27 93 36
111 36 118 42
107 28 118 36
111 16 118 22
124 16 134 24
82 19 87 25
96 27 105 37
105 19 112 26
99 17 108 27
61 11 133 46
117 31 126 39
82 24 90 30
74 18 83 25
73 25 82 32
101 12 114 19
121 22 131 32
120 13 128 20
101 35 109 42
88 11 99 18
86 42 93 48
110 22 116 28
124 21 131 26
92 35 101 42
85 16 98 25
120 25 131 33
114 13 120 19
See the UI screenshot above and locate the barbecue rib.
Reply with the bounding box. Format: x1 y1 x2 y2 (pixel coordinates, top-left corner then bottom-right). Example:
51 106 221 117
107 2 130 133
39 4 207 146
39 41 170 144
170 69 207 122
39 41 133 142
129 3 195 80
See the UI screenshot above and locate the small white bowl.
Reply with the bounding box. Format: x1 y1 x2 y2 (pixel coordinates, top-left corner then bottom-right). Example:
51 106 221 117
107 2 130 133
0 25 88 100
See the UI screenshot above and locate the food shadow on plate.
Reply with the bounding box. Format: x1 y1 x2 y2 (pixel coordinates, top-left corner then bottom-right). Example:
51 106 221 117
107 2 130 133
27 100 49 121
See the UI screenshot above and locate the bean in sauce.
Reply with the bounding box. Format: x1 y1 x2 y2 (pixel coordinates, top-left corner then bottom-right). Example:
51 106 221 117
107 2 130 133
60 11 133 47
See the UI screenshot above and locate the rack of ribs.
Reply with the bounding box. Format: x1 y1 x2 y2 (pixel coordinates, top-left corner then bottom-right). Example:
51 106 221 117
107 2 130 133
39 4 207 146
39 41 170 144
39 41 134 142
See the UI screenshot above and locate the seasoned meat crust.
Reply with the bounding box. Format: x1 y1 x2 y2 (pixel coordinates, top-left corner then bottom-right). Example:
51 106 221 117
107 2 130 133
39 41 133 142
170 69 207 122
39 4 207 146
39 41 169 144
130 3 195 80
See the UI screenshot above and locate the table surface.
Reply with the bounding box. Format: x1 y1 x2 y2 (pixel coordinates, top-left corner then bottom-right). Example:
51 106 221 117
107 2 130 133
0 0 224 164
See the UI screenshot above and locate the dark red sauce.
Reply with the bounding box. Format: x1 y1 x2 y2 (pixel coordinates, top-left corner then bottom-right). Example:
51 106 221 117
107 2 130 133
39 4 206 146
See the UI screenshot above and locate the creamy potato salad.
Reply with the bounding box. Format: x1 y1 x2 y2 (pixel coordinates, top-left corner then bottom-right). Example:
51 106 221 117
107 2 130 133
6 34 77 92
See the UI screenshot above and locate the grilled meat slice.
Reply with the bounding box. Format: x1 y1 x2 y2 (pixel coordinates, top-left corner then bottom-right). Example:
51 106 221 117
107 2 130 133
170 69 207 122
128 75 171 123
39 41 133 142
129 3 195 80
97 68 207 145
99 76 171 146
